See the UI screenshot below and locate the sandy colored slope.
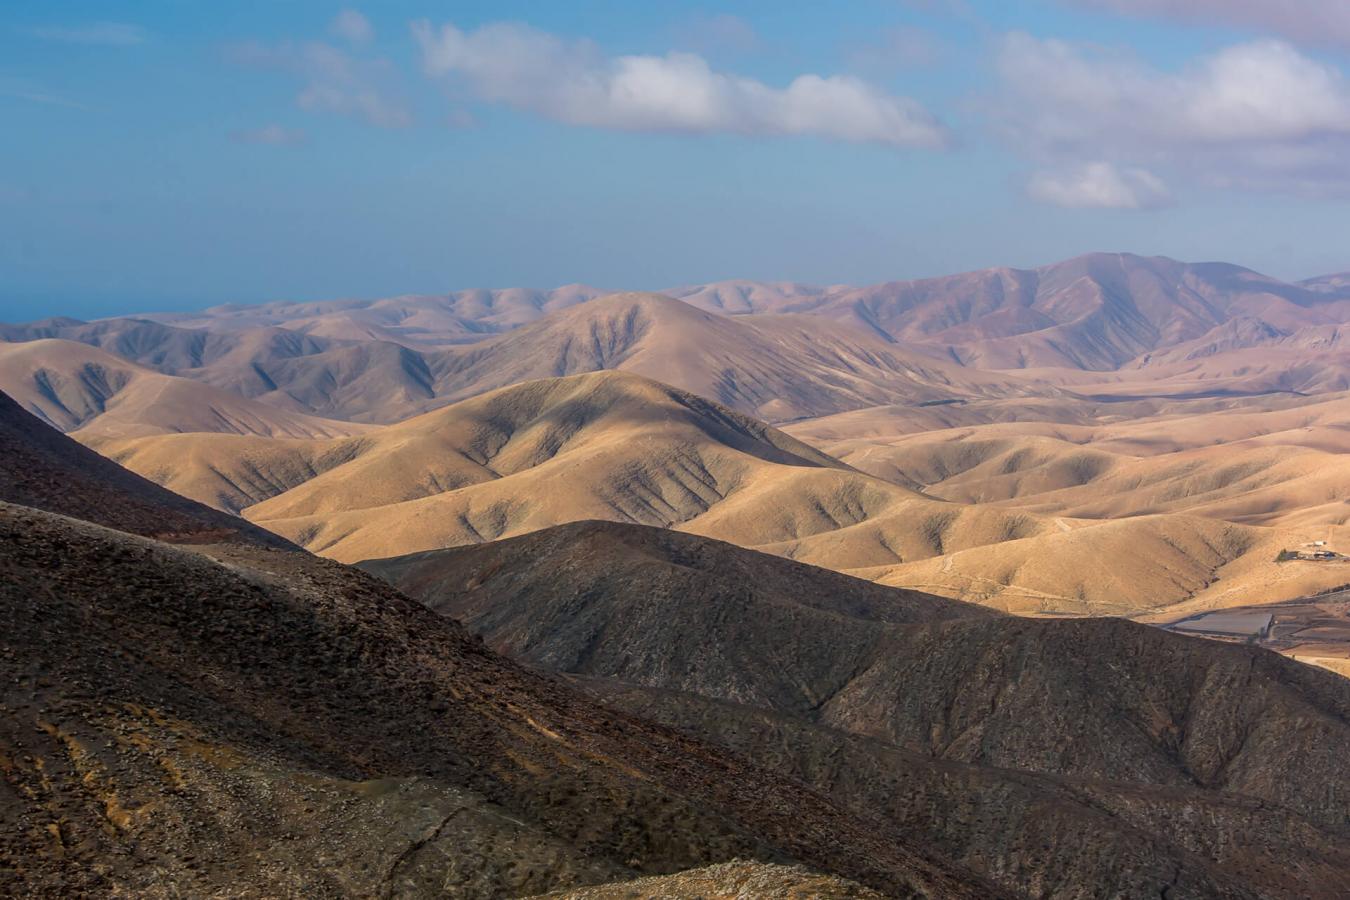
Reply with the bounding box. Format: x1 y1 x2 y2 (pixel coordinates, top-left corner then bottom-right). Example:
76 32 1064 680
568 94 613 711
90 369 1349 619
428 292 1049 423
12 292 1057 426
110 252 1350 378
101 371 1056 568
0 338 365 439
812 253 1350 370
142 284 607 345
790 391 1350 526
772 386 1350 613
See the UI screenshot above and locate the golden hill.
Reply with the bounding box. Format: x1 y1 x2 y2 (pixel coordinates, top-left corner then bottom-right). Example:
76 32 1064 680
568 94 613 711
429 292 1046 422
5 293 1056 426
0 338 365 439
91 370 1350 619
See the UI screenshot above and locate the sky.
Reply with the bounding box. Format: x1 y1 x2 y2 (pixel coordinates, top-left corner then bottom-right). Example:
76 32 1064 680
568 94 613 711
4 1 1350 320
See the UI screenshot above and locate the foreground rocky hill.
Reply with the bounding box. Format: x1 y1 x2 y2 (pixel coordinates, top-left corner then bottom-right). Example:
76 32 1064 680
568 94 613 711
0 391 996 898
368 521 1350 898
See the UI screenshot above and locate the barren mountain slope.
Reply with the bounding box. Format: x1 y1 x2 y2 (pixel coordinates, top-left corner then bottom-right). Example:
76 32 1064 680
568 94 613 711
103 372 1086 569
663 280 836 315
0 388 291 548
360 522 993 713
0 339 364 438
0 394 996 898
530 861 885 899
428 292 1044 422
93 371 1339 615
797 423 1350 527
1301 271 1350 295
368 521 1350 899
0 315 473 424
141 284 607 345
80 253 1349 377
813 253 1350 370
0 315 335 378
6 292 1053 426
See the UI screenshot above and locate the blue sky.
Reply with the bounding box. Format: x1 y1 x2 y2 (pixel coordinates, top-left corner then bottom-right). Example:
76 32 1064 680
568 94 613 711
4 1 1350 320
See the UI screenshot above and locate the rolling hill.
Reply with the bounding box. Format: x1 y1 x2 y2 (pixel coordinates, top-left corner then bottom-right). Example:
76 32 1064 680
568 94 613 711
90 370 1350 619
0 338 365 439
5 293 1053 425
98 253 1350 379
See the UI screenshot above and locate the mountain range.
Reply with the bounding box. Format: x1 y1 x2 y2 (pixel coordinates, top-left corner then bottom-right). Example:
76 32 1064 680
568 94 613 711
5 248 1350 897
5 389 1349 897
8 252 1350 627
1 387 1003 898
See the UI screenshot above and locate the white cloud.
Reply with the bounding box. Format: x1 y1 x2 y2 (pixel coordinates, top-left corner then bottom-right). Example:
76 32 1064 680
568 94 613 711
1062 1 1350 50
23 22 147 46
999 34 1350 146
1027 162 1171 208
231 124 307 146
996 32 1350 199
229 39 411 129
331 9 374 45
411 20 950 149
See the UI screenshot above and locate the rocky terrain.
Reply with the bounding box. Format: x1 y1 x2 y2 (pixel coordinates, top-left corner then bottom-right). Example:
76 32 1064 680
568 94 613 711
529 860 885 898
0 389 292 548
12 252 1350 621
368 520 1350 898
0 389 998 898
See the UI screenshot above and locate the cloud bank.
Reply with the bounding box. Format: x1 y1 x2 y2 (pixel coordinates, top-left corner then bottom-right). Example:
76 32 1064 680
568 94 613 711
230 38 411 129
997 32 1350 203
412 20 950 149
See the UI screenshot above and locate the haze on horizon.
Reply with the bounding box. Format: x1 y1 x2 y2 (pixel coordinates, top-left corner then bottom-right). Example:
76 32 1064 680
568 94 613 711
5 0 1350 321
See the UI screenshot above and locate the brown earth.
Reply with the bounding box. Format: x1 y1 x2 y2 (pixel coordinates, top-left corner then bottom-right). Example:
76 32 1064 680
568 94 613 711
0 391 998 898
365 520 1350 898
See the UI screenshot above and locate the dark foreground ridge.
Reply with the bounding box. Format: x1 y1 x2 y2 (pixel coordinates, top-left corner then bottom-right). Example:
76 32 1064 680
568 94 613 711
369 520 1350 899
0 389 292 548
0 391 996 897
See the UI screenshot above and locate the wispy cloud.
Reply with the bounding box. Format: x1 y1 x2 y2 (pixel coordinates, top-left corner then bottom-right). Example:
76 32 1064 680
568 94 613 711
330 9 374 46
230 124 307 146
995 32 1350 202
0 78 87 110
1061 1 1350 50
228 37 411 128
1027 162 1171 208
22 22 148 46
411 20 950 150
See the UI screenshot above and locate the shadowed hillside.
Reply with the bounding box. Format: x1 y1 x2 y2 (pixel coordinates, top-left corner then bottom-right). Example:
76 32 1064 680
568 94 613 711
0 395 995 898
0 388 292 547
368 520 1350 899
